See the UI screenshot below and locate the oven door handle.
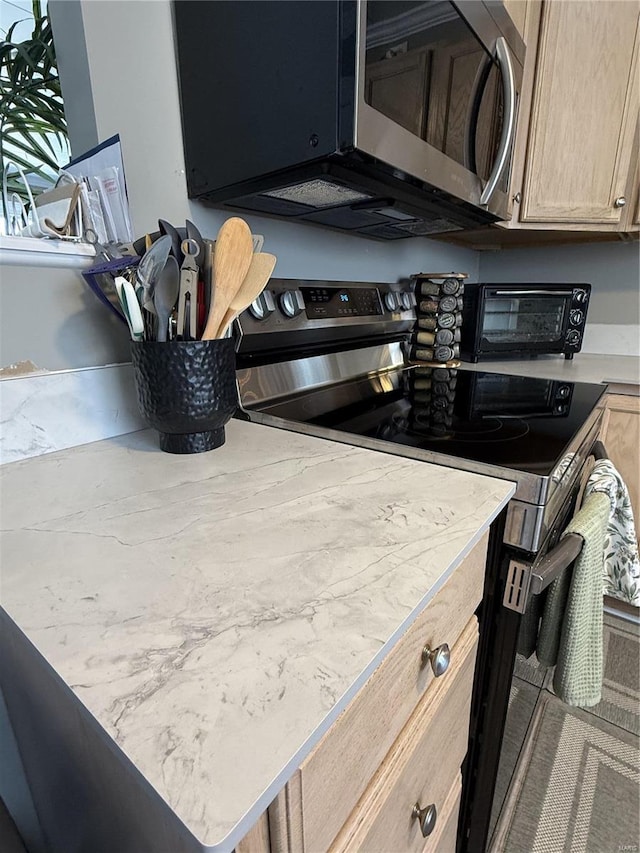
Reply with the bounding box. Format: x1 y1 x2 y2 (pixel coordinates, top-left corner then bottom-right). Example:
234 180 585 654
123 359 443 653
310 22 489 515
528 533 584 596
505 438 609 608
480 37 517 206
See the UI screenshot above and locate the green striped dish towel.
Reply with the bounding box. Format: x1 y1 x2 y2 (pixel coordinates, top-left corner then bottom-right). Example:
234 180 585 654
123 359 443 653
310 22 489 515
537 490 610 707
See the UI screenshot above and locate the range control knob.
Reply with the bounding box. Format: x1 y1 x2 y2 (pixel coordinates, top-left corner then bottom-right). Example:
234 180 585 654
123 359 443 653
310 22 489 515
569 309 584 326
279 289 305 318
248 290 276 321
384 292 398 312
566 329 581 345
573 288 588 304
400 293 413 310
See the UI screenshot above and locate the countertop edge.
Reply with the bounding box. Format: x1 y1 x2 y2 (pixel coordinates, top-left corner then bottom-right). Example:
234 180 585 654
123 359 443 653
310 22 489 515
212 481 514 853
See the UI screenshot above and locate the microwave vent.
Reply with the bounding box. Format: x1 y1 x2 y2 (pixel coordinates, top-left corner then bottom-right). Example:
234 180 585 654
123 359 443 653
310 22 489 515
262 180 372 208
396 219 464 235
305 206 394 229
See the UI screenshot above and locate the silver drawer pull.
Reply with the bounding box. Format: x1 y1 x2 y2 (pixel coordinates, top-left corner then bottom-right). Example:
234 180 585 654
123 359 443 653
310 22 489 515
421 642 450 677
412 802 437 837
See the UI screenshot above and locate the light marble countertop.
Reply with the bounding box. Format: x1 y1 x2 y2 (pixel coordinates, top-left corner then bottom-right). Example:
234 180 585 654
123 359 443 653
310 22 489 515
0 420 513 851
461 353 640 388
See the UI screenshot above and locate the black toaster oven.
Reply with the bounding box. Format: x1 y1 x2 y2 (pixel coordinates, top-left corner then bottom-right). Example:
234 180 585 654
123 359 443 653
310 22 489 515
460 282 591 361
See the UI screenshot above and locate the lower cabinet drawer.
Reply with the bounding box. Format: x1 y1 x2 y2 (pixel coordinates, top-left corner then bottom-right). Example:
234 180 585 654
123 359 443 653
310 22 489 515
330 617 478 853
428 775 462 853
297 535 487 852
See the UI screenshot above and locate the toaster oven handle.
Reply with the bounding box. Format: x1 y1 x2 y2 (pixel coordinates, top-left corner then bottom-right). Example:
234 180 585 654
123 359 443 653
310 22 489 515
493 290 575 297
480 37 517 206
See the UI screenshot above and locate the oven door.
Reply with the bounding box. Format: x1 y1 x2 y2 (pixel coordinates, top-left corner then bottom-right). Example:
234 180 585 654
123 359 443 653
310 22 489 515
475 286 575 356
354 0 524 221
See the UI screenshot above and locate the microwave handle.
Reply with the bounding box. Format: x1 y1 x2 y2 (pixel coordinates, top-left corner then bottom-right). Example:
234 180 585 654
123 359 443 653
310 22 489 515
480 37 517 206
463 53 492 174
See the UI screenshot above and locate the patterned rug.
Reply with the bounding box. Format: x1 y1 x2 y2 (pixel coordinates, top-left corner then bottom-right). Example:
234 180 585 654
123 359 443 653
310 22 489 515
492 608 640 853
492 694 639 853
515 611 640 732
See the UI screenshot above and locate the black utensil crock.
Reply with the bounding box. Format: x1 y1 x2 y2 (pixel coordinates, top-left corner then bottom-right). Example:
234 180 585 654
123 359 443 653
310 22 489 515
131 339 238 454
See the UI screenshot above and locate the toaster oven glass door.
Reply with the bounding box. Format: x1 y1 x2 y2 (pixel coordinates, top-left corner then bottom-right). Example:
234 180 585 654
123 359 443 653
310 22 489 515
480 295 568 347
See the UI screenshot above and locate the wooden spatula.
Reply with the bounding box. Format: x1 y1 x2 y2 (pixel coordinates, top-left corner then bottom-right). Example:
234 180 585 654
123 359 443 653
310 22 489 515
201 217 254 340
215 252 277 338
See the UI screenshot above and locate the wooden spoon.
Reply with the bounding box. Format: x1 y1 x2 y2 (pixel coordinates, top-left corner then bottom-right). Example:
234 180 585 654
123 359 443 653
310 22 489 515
216 252 277 338
201 217 254 340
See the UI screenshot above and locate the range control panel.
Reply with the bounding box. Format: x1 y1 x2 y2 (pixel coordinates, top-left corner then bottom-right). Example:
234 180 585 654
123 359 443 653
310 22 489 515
302 287 383 318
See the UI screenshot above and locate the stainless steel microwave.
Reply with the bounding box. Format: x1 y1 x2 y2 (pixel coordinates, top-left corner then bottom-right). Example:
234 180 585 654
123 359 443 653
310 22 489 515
173 1 525 241
460 283 592 361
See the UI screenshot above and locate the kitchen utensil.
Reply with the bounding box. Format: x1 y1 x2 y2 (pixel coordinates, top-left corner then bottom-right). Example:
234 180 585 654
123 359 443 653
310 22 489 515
85 227 119 263
177 237 199 340
186 219 205 268
154 256 180 343
201 217 253 340
252 234 264 253
135 234 172 314
115 276 145 341
215 252 277 338
202 238 215 320
158 219 184 265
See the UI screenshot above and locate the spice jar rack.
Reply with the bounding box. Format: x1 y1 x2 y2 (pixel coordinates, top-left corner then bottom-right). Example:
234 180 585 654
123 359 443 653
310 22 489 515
406 272 467 438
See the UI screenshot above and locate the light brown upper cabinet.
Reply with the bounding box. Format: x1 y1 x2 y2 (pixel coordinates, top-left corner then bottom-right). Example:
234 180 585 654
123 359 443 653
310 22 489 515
366 49 430 140
506 0 640 232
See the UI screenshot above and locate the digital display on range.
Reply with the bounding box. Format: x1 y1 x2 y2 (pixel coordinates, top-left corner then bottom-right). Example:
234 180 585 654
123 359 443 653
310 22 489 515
302 287 382 318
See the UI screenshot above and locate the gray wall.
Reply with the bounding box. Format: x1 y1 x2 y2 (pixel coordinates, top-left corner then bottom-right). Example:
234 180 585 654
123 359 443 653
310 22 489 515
49 0 478 284
0 261 131 372
479 240 640 356
479 241 640 325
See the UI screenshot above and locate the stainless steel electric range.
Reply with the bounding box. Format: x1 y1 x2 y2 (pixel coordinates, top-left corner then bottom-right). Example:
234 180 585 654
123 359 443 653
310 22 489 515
234 279 606 852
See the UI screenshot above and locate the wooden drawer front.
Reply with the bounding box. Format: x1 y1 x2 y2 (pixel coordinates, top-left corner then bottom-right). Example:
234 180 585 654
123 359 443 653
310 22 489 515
429 776 462 853
330 617 478 853
298 534 487 853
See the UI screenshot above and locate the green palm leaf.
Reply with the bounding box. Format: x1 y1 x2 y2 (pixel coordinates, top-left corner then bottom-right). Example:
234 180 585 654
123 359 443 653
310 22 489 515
1 0 69 204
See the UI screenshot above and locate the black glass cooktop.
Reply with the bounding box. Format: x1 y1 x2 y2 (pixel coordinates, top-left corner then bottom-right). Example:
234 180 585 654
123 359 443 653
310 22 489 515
258 368 606 477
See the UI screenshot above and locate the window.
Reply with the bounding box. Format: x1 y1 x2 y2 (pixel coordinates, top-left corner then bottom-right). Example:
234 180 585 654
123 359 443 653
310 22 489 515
1 0 69 235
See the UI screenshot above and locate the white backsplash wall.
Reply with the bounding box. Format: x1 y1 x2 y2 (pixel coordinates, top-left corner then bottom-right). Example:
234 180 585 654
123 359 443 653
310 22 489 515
479 241 640 356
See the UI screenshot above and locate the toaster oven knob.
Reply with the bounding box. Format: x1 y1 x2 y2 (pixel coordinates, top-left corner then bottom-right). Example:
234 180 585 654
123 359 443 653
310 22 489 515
400 293 413 310
566 329 581 345
248 290 275 321
384 292 398 312
569 309 584 326
573 288 588 304
279 290 305 318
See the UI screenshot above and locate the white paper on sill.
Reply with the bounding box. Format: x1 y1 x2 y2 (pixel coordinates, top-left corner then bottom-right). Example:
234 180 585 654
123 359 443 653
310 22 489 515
63 135 134 243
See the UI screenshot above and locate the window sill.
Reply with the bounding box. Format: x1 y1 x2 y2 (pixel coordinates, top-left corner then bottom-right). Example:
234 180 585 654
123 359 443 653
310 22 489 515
0 235 96 269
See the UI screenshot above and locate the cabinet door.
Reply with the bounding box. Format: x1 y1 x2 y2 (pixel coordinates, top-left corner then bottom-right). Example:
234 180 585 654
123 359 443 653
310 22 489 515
503 0 529 41
600 393 640 542
366 49 429 139
520 1 640 226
